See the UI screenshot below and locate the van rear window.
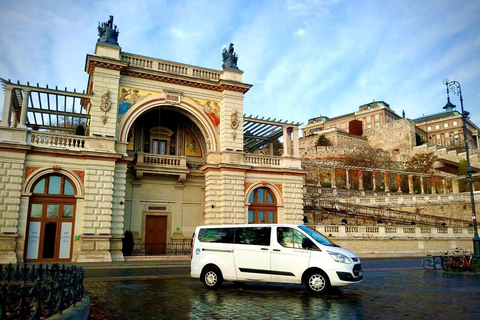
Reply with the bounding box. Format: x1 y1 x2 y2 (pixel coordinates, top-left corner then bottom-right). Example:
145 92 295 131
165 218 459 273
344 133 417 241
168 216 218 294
198 228 235 243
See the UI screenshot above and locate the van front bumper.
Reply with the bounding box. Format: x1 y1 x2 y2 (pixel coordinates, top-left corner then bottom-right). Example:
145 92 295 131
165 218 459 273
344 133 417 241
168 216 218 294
336 271 363 282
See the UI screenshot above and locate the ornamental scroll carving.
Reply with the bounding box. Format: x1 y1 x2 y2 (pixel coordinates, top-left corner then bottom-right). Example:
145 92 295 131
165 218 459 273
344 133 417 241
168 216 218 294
100 89 112 125
230 109 239 141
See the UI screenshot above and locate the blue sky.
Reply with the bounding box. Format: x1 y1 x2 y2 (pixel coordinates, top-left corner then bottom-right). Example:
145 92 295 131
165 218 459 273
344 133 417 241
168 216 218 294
0 0 479 129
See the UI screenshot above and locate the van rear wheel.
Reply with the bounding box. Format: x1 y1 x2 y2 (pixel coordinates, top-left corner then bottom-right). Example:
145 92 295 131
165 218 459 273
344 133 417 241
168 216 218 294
305 271 329 294
203 266 223 289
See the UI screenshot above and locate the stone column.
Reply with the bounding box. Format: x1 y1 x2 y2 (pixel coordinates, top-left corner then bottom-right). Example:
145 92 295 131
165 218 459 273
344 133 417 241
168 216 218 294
384 172 389 194
346 169 351 189
317 168 321 186
0 86 13 128
17 90 30 129
408 175 414 194
330 168 336 189
292 127 300 158
452 179 459 193
396 174 402 193
269 141 274 156
430 176 436 194
358 171 364 191
442 178 447 194
371 170 376 192
420 176 425 194
282 126 290 157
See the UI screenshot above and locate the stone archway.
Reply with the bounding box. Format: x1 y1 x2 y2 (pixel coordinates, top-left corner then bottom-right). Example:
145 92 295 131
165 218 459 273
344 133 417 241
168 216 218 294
118 96 219 153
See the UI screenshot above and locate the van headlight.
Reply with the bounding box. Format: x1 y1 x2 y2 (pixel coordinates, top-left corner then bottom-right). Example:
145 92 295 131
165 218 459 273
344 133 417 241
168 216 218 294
327 251 352 264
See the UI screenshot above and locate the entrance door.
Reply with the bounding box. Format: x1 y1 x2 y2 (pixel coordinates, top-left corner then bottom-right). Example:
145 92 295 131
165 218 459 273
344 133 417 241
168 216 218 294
25 174 76 262
145 216 167 255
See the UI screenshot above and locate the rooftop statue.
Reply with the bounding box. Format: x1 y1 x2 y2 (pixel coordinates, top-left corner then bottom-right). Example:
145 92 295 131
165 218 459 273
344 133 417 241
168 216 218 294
97 15 119 46
222 43 239 70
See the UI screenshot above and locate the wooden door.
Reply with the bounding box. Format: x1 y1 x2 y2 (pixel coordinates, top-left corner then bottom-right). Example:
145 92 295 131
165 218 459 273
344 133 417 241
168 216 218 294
145 216 167 255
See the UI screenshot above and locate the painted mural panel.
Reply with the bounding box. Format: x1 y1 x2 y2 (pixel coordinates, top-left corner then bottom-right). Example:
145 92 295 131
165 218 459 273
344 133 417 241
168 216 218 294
185 97 220 129
118 87 156 121
185 127 202 157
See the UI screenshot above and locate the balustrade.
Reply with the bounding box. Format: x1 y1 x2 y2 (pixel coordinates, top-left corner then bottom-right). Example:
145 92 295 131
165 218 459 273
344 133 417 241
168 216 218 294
30 132 86 149
244 155 282 166
120 53 222 81
137 152 187 168
313 225 472 239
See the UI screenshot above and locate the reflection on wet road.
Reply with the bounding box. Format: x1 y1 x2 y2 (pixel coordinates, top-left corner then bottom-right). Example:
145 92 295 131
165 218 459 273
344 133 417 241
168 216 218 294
85 259 480 319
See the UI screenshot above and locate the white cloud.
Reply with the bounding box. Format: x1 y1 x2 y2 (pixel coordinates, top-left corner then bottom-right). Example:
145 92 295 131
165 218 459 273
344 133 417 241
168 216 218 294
294 28 306 37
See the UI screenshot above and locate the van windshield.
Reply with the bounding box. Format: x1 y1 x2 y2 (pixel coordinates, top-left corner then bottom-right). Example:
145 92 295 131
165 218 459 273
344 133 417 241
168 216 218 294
298 226 337 246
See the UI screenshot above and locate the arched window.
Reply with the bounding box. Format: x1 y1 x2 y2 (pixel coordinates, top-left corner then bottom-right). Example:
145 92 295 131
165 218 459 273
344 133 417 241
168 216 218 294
247 187 277 224
25 174 76 262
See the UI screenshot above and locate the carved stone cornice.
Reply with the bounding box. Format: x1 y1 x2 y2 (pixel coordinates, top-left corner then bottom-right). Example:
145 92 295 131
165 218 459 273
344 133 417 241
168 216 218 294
85 55 128 75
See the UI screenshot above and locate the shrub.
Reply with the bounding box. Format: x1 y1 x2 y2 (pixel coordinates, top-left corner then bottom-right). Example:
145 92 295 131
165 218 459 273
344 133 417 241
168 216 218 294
122 230 134 256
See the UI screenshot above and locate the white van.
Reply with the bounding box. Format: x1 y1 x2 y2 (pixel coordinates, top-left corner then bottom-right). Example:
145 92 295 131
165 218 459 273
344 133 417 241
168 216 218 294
190 224 362 293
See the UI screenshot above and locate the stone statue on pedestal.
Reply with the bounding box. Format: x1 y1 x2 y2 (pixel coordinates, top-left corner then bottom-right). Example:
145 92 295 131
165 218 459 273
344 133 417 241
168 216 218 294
222 43 239 70
97 15 120 46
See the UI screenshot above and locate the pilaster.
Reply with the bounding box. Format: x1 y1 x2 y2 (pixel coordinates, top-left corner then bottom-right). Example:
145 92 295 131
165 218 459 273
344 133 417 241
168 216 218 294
89 68 121 138
204 167 246 224
219 90 244 152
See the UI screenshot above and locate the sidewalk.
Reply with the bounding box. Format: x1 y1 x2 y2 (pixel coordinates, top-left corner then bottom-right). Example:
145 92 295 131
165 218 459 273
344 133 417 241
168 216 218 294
75 255 190 269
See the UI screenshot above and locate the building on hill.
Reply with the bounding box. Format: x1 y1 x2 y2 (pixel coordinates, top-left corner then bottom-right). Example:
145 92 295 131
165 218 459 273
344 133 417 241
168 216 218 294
0 16 304 264
412 102 479 150
302 101 403 137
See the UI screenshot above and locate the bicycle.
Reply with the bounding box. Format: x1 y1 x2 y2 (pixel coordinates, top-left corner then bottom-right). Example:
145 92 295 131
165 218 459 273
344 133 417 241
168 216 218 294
422 253 443 271
441 248 463 272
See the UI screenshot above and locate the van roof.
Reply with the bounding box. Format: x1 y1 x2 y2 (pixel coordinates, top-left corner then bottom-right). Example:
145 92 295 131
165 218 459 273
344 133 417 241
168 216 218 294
195 223 304 229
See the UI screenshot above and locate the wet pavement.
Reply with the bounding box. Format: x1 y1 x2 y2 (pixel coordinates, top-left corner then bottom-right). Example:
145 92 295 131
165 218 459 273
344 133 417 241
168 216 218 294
84 259 480 319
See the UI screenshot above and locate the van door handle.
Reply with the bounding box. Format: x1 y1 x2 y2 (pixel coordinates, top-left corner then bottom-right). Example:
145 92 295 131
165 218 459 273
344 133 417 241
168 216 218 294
273 249 281 252
261 248 269 251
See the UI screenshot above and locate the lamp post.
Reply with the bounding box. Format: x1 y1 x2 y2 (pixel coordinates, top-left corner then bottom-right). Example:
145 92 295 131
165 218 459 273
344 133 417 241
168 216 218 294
443 78 480 259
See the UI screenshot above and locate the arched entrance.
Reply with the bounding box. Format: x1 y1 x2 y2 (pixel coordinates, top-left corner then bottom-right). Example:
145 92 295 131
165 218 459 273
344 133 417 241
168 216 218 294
25 174 77 262
247 187 278 223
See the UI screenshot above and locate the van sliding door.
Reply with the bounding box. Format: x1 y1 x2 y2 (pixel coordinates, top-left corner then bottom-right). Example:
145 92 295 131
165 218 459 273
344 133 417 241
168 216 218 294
233 227 271 281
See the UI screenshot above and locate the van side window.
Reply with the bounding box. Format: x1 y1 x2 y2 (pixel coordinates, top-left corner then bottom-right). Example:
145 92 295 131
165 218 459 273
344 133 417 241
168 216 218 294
198 228 235 243
277 227 317 250
234 227 271 246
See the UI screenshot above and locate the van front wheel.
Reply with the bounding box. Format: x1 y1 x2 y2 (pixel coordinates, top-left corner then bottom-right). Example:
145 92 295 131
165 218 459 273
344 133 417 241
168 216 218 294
305 271 329 294
203 267 223 289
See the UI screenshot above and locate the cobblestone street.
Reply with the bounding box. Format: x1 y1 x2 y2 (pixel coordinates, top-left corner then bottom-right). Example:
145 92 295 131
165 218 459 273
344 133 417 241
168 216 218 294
84 261 480 319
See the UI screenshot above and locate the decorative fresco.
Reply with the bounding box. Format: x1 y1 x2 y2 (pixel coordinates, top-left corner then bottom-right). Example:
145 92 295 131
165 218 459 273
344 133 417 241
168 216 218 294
184 127 202 157
118 87 155 121
127 124 134 151
185 97 220 129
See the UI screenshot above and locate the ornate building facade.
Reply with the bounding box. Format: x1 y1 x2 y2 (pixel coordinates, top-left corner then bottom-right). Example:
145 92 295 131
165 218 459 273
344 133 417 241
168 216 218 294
0 17 304 264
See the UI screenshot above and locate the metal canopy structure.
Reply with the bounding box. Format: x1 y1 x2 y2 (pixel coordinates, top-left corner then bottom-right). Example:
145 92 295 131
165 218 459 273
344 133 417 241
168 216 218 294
1 79 91 133
243 114 302 152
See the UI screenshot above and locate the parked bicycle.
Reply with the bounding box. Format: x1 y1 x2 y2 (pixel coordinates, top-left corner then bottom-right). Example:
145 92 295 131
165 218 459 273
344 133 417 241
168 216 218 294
424 248 477 272
422 253 443 271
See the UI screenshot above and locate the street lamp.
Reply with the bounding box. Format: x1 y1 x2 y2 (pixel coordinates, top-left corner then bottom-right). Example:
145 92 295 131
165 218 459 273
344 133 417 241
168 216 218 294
443 78 480 260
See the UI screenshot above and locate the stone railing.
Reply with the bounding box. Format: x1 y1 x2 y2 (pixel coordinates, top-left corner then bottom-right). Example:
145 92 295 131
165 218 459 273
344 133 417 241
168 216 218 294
28 132 116 152
313 224 474 238
244 155 282 166
121 53 221 81
137 152 187 167
30 131 86 149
